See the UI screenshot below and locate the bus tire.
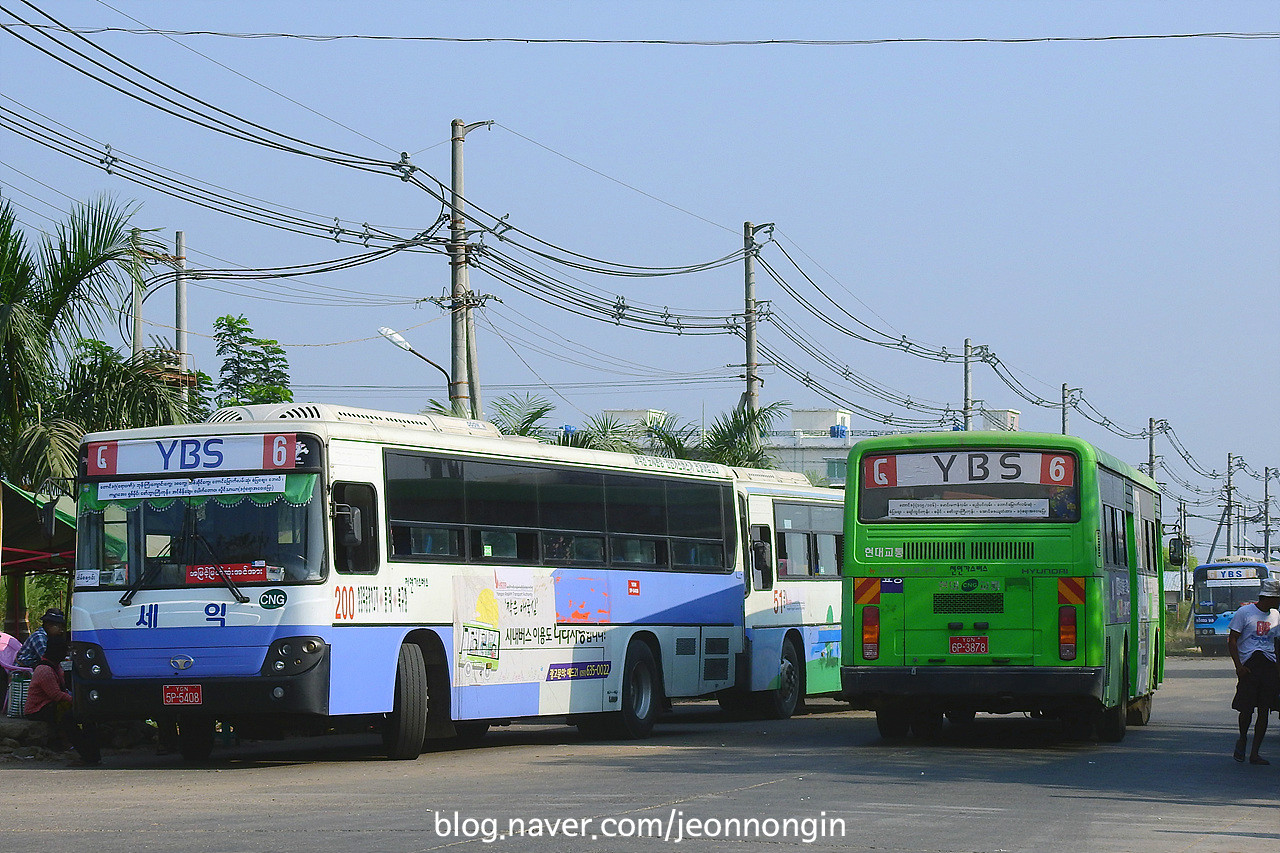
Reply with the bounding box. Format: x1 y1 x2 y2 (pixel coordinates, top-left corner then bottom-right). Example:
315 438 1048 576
383 643 428 760
910 709 944 740
177 715 215 762
758 638 803 720
612 640 662 739
1098 660 1129 743
1126 694 1152 726
875 709 910 739
1061 707 1096 741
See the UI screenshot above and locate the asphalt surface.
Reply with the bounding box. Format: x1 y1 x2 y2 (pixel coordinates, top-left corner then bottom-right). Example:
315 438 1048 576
2 656 1275 853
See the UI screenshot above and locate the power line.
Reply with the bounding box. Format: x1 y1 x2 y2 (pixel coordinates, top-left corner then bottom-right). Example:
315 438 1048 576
12 25 1278 46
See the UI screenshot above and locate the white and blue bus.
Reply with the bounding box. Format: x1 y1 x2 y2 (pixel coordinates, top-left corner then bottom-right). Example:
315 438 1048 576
1191 558 1273 656
70 403 844 760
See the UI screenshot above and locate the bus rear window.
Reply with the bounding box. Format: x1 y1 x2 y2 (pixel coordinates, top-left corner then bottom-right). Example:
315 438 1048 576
858 449 1080 523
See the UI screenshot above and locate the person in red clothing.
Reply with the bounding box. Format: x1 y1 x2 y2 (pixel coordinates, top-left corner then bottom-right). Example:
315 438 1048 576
24 635 100 765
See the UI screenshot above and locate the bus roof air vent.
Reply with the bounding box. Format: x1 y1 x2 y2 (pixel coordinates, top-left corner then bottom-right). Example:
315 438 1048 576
206 403 501 436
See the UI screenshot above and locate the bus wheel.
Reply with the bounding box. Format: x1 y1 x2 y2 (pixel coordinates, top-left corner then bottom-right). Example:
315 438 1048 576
758 639 803 720
614 641 662 739
382 643 429 759
1125 695 1152 726
875 709 910 739
177 716 215 762
1061 708 1096 741
910 710 944 740
945 708 977 726
1098 702 1127 742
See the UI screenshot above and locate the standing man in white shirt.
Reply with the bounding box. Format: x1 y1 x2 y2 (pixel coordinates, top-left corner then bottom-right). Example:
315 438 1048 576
1227 577 1280 764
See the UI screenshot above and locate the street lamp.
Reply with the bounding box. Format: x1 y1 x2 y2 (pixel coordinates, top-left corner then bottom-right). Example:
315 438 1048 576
377 327 452 402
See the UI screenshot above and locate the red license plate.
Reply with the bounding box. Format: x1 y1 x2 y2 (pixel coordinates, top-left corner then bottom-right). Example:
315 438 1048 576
949 636 989 655
162 684 202 706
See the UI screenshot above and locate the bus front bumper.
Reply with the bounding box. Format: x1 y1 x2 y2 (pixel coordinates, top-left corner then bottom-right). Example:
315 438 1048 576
73 657 330 721
841 665 1105 712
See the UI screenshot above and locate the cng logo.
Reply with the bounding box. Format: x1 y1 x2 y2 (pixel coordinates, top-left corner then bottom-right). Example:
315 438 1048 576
259 589 287 609
961 578 979 592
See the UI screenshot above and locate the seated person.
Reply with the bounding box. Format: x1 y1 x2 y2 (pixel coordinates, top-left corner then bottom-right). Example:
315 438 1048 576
25 635 100 765
16 608 66 668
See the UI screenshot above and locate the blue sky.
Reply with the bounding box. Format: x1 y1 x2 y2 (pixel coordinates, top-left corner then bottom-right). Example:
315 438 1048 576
1 1 1277 549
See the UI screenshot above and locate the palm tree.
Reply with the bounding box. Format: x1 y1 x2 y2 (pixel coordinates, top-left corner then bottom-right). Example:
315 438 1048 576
645 401 789 469
0 196 190 634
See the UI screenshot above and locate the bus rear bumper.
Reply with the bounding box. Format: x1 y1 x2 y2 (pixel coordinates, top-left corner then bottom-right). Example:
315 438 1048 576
841 665 1105 712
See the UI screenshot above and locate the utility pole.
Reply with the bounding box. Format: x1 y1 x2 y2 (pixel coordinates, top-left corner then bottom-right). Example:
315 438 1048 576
175 231 188 404
130 228 144 356
1148 418 1157 480
1225 454 1236 556
963 339 973 430
450 118 493 420
1179 499 1188 600
1264 467 1274 561
743 222 771 414
1061 384 1069 435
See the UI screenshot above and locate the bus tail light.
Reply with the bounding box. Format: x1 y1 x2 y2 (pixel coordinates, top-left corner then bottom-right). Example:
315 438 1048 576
1058 605 1077 661
862 605 880 661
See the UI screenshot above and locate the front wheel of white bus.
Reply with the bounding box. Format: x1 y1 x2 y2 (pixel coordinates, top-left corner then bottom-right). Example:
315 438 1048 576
383 643 429 760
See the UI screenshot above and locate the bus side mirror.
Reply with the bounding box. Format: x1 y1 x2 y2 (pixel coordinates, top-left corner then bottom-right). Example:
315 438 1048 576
334 504 363 548
1184 585 1193 602
1168 537 1185 567
752 539 774 590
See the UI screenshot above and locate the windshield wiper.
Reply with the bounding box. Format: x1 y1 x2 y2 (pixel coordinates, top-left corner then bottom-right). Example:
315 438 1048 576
194 531 250 604
119 562 162 607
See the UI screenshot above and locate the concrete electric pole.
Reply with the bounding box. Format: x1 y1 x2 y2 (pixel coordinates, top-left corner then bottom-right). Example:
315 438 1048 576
450 118 493 420
742 222 772 414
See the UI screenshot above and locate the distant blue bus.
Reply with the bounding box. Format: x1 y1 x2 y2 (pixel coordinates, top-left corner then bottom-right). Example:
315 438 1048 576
1192 559 1271 655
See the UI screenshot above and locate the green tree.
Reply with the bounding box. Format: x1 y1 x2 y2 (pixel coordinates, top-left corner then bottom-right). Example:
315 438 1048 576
0 196 190 633
644 401 789 469
486 393 641 452
212 314 292 408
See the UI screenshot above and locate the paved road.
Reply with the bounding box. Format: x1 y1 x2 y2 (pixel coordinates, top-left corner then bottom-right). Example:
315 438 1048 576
4 657 1275 853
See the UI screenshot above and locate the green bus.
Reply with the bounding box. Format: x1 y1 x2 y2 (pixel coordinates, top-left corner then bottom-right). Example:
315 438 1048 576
840 431 1165 742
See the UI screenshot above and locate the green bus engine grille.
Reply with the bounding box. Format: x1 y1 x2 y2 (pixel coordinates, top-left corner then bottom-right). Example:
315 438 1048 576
903 541 1035 561
933 593 1004 614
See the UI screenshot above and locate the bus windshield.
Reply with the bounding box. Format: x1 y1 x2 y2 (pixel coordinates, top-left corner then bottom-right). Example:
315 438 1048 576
1194 565 1265 616
858 449 1080 523
76 472 326 588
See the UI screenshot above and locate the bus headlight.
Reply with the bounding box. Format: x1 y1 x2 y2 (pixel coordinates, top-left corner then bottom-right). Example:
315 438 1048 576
260 636 327 676
69 642 112 680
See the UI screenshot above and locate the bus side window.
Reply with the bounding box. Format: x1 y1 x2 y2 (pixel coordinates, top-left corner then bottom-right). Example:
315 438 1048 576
814 532 839 577
750 525 773 591
777 530 811 577
334 482 379 575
